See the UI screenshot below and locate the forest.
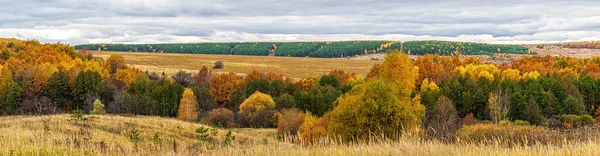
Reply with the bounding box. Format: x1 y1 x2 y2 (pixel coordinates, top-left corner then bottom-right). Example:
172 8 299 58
74 40 530 58
1 38 600 150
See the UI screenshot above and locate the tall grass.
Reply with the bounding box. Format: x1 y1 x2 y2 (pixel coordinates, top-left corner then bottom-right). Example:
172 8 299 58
1 115 599 155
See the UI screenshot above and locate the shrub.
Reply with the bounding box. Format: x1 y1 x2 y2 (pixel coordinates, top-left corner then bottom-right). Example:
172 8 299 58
578 115 595 127
213 60 224 69
547 117 563 129
205 108 235 128
298 113 328 142
513 120 530 126
563 115 580 129
90 99 106 114
423 96 462 142
277 109 304 137
275 93 296 110
235 112 250 128
239 91 275 115
457 124 550 145
463 113 478 125
249 109 278 128
595 107 600 125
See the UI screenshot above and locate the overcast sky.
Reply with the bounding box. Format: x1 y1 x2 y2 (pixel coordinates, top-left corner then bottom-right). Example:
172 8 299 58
1 0 600 45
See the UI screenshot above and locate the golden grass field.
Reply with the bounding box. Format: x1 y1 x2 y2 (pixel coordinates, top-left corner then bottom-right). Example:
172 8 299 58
92 51 380 78
1 114 600 156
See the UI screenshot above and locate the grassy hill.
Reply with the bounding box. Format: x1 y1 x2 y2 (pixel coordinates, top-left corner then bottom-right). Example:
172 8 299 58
0 114 273 155
1 114 599 155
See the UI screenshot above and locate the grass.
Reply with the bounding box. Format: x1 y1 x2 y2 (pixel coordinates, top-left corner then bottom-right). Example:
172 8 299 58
92 51 380 78
2 114 600 155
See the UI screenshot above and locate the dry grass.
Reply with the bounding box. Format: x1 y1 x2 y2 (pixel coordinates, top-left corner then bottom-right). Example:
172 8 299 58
2 115 600 155
92 51 380 78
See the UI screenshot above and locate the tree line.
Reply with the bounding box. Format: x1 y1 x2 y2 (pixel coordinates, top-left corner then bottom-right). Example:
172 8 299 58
74 40 531 58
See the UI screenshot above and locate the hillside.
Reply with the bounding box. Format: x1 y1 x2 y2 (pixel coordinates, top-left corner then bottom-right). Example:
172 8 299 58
0 114 273 155
1 115 599 155
75 41 530 58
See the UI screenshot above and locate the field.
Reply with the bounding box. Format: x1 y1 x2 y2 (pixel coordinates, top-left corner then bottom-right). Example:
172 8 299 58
92 51 380 78
1 114 599 156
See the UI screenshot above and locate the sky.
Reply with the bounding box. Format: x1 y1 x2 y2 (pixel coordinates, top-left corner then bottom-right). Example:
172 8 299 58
1 0 600 45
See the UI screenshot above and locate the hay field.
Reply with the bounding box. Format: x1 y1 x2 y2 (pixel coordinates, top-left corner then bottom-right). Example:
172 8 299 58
93 51 380 78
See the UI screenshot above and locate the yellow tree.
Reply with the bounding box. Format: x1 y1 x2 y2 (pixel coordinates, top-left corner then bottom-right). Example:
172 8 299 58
239 91 275 115
177 88 199 121
103 54 127 74
501 68 520 81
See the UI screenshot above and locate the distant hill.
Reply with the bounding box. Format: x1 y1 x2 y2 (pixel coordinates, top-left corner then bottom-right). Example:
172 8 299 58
75 40 530 58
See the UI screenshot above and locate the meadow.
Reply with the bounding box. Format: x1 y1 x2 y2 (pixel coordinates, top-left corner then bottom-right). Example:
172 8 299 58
92 51 379 78
1 114 599 156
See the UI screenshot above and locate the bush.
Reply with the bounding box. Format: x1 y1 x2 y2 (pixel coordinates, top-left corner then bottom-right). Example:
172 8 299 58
547 117 563 129
90 99 106 114
213 60 224 69
249 109 278 128
205 108 235 128
563 115 580 129
235 112 250 128
578 115 595 127
457 124 551 145
298 113 328 142
463 113 478 125
277 109 304 137
423 96 462 142
514 120 530 126
275 93 296 110
239 91 275 115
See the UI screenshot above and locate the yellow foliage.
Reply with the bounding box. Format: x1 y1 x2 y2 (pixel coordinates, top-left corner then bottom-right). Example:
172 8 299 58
370 50 419 97
558 67 580 78
299 113 328 142
457 64 499 81
177 88 199 121
113 68 148 88
501 69 521 81
239 91 275 115
420 78 439 92
521 71 541 80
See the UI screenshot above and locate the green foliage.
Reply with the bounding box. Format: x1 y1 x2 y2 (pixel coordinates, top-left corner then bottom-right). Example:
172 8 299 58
295 85 340 116
129 127 141 143
2 82 21 114
319 75 340 89
45 72 71 110
70 109 88 122
561 96 586 115
73 70 104 111
402 41 529 56
152 132 161 144
513 120 530 126
195 125 210 141
78 41 530 58
90 99 106 114
223 130 235 146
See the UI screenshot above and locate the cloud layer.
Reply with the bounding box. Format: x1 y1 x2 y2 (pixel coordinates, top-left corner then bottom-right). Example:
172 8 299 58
2 0 600 44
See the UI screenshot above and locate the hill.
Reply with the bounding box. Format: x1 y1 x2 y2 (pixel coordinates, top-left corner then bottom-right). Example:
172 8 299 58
75 40 530 58
0 114 274 155
1 115 599 155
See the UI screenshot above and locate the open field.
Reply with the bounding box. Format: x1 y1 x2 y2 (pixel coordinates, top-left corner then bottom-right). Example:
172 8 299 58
1 115 600 156
93 51 380 78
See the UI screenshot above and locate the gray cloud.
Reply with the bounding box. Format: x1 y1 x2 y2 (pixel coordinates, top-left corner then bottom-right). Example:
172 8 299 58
1 0 600 44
